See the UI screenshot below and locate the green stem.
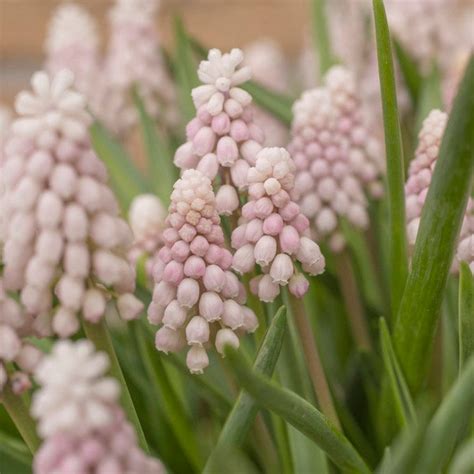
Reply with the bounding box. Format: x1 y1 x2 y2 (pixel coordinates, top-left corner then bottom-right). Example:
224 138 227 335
336 251 373 351
288 294 341 429
1 383 40 454
312 0 334 75
372 0 409 318
82 318 149 452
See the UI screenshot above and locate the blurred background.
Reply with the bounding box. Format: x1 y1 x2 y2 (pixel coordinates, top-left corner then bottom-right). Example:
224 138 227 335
1 0 312 106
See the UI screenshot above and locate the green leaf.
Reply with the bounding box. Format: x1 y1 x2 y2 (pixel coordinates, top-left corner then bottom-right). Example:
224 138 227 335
448 439 474 474
90 121 151 211
415 65 442 133
224 347 371 474
372 0 409 317
377 407 432 474
393 56 474 393
203 306 287 473
311 0 334 75
0 431 32 467
241 81 293 126
173 16 199 125
132 88 177 204
458 262 474 371
132 322 203 471
414 355 474 473
379 318 416 427
393 39 422 106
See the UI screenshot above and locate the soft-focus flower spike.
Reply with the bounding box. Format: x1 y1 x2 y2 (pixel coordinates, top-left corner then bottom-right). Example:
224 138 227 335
405 109 473 272
232 147 325 302
44 2 100 105
128 194 167 283
32 340 164 474
175 48 265 214
100 0 177 136
289 65 381 252
0 70 141 336
149 169 257 373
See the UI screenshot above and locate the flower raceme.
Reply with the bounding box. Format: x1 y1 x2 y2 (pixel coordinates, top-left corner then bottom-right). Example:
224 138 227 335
232 147 325 302
149 169 258 374
174 48 265 216
289 66 382 252
102 0 176 135
0 70 143 337
32 340 164 474
406 109 474 271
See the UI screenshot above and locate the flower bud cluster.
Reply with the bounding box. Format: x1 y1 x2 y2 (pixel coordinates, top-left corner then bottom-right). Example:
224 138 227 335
243 39 289 146
150 169 258 374
102 0 177 135
128 194 167 282
232 147 325 302
174 48 265 216
0 278 43 394
44 2 100 104
0 70 143 338
289 68 372 252
406 109 474 271
32 340 164 474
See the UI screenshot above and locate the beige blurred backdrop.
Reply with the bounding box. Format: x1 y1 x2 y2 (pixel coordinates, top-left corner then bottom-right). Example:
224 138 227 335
0 0 312 106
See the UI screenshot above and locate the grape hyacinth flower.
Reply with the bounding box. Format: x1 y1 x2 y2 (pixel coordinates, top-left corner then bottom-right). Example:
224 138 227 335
174 48 265 216
32 340 164 474
289 70 372 252
102 0 176 136
128 194 167 283
44 2 100 104
232 147 325 302
406 109 474 271
0 70 143 337
150 169 258 374
243 39 289 146
0 278 43 395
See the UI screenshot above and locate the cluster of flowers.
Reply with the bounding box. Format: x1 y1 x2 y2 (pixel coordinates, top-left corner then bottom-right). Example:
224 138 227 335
174 48 265 216
288 66 382 251
0 70 143 337
150 169 258 373
0 277 43 394
32 340 164 473
232 147 325 301
128 194 167 280
44 0 175 136
405 109 473 271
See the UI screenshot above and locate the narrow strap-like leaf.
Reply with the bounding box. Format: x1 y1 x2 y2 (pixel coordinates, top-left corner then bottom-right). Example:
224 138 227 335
393 57 474 394
311 0 334 75
372 0 409 317
415 65 442 133
379 318 416 427
458 262 474 372
448 439 474 474
393 39 422 106
0 431 33 466
224 347 371 474
203 306 287 473
241 81 293 126
90 121 151 211
173 16 199 126
133 322 203 471
132 88 177 204
414 356 474 473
